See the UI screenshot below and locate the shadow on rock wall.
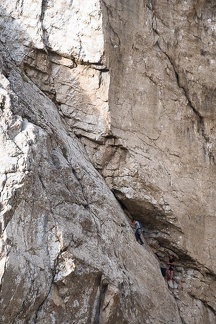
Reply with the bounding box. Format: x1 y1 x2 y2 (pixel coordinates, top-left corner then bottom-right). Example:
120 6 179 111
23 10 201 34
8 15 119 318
0 4 183 324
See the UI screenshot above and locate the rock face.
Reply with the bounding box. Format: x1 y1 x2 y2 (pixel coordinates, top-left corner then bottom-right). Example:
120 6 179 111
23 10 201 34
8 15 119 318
0 0 216 323
0 63 180 324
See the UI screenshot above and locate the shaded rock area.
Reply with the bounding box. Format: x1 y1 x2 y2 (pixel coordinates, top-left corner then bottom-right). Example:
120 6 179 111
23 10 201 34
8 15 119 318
0 0 216 323
0 65 180 324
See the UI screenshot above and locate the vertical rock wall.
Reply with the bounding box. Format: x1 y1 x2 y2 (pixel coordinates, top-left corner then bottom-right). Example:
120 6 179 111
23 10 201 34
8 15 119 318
0 68 181 323
0 0 216 323
100 0 216 322
0 1 182 323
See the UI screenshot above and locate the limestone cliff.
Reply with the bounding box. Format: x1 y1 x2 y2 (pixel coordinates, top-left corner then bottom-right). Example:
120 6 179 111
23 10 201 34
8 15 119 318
0 0 215 323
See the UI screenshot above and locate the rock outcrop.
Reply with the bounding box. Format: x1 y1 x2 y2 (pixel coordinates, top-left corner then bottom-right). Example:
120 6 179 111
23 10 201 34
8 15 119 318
0 0 216 323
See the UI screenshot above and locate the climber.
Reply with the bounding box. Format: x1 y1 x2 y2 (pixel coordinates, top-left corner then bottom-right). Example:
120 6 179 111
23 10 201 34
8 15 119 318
167 254 175 281
131 219 144 245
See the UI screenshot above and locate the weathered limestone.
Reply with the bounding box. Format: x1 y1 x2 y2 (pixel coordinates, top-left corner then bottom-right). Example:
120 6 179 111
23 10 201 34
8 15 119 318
42 0 104 62
0 0 216 323
99 1 216 321
0 70 181 323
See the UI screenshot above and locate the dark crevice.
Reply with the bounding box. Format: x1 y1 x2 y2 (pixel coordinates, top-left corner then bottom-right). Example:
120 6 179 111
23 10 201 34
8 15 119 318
149 12 212 149
34 275 53 323
101 0 121 48
38 173 46 190
34 244 65 323
23 61 48 76
40 0 48 53
202 301 216 316
112 189 216 296
92 273 103 324
71 167 89 207
156 41 203 120
188 292 216 316
90 62 109 72
154 40 216 166
145 72 158 86
93 276 109 324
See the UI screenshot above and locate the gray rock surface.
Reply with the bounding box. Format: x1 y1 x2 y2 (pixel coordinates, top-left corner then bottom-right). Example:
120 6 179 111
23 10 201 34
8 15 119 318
0 0 216 323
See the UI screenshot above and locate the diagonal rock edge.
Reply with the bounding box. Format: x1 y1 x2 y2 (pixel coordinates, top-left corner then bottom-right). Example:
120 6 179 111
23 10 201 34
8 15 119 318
0 0 216 322
0 67 181 323
0 6 180 319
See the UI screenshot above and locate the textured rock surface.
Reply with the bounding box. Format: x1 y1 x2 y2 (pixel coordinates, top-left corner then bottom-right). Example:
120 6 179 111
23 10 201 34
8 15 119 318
100 1 216 321
101 1 216 322
0 69 181 323
0 0 216 323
